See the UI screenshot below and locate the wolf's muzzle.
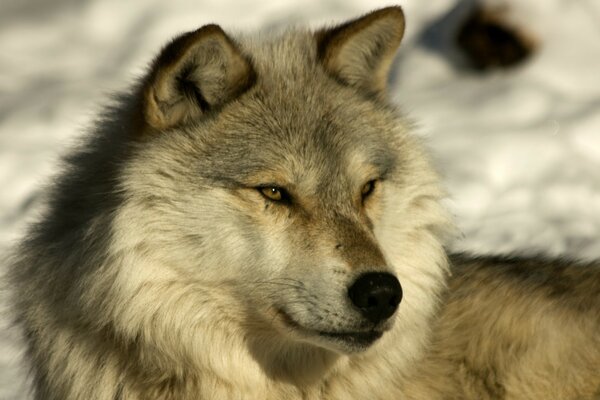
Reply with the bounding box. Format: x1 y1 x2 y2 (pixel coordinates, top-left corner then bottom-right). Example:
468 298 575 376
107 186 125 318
348 272 402 324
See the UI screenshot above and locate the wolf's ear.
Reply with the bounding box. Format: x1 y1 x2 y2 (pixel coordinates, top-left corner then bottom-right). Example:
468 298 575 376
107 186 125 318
316 6 405 96
142 24 255 130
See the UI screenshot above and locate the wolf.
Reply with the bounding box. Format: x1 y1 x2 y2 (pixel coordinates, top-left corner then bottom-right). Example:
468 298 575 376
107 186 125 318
7 6 600 400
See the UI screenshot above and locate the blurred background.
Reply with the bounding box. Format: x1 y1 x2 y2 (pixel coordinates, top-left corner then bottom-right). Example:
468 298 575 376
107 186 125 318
1 0 599 398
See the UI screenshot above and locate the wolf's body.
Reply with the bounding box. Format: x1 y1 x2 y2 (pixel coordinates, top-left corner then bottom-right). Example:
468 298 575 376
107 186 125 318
7 7 600 400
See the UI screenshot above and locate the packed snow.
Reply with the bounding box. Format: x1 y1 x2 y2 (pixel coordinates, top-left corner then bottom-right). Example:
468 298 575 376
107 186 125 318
1 0 599 398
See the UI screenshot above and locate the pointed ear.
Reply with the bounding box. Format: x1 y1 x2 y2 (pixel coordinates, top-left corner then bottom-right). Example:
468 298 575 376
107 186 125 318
316 7 405 96
142 24 255 130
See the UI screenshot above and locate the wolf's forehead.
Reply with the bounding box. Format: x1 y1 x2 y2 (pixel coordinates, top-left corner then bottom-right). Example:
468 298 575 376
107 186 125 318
204 98 398 189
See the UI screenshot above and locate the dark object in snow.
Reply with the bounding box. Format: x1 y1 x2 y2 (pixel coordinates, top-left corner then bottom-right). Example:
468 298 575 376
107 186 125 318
456 6 535 71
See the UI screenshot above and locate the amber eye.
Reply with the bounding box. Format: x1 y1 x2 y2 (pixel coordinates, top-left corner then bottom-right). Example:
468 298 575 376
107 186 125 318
361 180 377 200
259 186 289 202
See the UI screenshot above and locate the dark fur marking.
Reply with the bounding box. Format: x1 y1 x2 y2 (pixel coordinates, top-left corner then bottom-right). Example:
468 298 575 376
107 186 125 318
152 25 224 74
114 383 124 400
177 64 211 112
450 252 600 314
460 358 506 399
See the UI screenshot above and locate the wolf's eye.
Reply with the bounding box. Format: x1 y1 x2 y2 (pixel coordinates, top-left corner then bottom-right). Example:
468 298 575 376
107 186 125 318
259 186 289 202
361 180 377 200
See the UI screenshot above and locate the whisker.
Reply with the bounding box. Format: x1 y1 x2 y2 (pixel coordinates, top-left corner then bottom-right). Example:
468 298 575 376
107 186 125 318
250 280 306 291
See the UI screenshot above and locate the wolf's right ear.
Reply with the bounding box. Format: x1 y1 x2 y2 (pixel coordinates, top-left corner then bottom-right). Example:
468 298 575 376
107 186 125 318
316 7 405 97
142 25 255 131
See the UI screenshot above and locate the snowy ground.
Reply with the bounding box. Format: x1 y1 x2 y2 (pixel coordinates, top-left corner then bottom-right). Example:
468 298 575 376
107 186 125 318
1 0 599 398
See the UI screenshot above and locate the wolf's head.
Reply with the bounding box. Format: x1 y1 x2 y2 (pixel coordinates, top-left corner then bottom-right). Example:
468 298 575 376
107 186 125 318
111 6 452 367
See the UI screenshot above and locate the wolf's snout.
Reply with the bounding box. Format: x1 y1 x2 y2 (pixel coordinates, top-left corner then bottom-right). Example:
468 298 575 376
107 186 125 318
348 272 402 324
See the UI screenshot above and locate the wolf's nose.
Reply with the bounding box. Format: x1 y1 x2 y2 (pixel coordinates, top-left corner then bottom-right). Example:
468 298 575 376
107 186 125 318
348 272 402 324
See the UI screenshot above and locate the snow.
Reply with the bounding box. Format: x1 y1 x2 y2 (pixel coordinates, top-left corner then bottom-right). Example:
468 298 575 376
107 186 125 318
1 0 599 398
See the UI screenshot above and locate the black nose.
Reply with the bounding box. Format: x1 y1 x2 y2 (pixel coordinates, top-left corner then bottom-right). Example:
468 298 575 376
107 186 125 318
348 272 402 324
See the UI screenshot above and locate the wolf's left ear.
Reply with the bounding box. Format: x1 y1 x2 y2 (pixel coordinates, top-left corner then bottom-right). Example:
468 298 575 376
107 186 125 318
316 6 405 96
142 24 255 130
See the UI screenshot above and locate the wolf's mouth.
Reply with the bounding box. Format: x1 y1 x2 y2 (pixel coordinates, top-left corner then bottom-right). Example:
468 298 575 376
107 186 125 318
276 308 384 348
317 329 383 346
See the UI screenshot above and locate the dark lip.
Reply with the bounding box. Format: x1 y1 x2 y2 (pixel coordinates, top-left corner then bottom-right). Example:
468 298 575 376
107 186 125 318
277 308 384 347
317 329 383 347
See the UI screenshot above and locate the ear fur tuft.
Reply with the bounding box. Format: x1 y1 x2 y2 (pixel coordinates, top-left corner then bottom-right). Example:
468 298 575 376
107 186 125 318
316 6 405 97
142 24 255 130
